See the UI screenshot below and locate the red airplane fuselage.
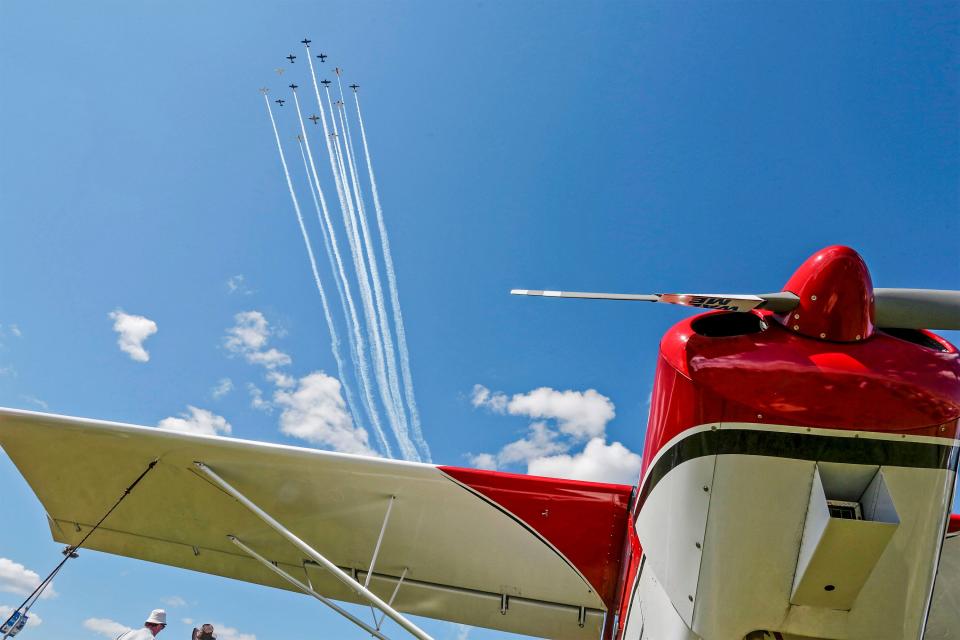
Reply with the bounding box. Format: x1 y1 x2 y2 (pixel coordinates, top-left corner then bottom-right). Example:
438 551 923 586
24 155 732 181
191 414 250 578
615 247 960 640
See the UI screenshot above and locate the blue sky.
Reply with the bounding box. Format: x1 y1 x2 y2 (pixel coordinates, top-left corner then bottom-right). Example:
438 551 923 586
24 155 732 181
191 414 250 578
0 2 957 639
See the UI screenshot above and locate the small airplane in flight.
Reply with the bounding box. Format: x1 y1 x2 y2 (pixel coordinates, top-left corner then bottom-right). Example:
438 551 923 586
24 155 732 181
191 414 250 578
258 87 269 95
300 38 311 47
317 53 328 62
274 98 285 107
289 83 298 90
320 79 332 87
286 54 296 63
334 67 342 76
275 68 285 76
349 84 359 91
308 115 320 124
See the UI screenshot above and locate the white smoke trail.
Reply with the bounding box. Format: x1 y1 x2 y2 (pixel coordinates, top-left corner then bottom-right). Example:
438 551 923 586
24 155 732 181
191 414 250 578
295 135 390 458
306 54 418 460
335 85 411 458
291 90 390 457
330 94 417 461
263 94 391 456
353 91 431 461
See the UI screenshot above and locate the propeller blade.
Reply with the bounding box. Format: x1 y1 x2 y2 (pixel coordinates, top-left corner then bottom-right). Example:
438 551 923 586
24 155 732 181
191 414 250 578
875 289 960 330
510 290 800 313
510 289 659 302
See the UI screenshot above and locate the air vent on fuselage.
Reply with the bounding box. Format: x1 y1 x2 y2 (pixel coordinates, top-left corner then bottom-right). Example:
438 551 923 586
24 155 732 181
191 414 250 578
881 328 949 352
691 312 765 338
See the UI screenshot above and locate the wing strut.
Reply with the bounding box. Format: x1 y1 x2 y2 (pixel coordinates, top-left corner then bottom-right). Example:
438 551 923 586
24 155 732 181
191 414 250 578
228 535 391 640
376 566 409 630
366 496 395 588
195 462 434 640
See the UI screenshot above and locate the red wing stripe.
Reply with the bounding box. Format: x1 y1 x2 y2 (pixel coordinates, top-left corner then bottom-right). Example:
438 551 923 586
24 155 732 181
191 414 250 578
439 466 632 611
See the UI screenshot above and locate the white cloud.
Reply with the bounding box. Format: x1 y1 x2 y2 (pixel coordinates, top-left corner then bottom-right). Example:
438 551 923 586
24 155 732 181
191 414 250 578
211 378 234 399
469 384 640 483
275 372 375 456
528 438 642 484
507 387 614 440
224 311 291 370
246 348 291 369
161 595 186 607
21 395 48 411
210 622 256 640
108 310 158 363
472 385 614 440
83 618 131 638
0 365 14 377
182 618 194 625
226 274 253 295
0 558 56 599
266 370 295 389
0 324 22 339
0 605 41 628
158 406 232 436
497 422 568 465
248 384 271 412
471 384 508 412
467 453 498 470
225 311 270 354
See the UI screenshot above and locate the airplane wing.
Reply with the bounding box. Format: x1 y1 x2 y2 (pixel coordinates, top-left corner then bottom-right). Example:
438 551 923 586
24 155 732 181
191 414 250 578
0 408 632 640
924 515 960 638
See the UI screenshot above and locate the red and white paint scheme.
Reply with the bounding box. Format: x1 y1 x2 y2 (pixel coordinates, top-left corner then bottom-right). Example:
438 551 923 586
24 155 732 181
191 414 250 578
1 246 959 640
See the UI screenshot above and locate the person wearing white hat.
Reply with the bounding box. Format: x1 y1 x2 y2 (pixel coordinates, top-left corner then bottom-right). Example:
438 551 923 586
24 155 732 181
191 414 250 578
116 609 167 639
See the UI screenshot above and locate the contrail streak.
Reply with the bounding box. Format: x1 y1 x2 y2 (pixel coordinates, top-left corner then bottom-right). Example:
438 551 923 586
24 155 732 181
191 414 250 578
292 89 390 458
330 94 417 461
306 53 418 460
353 91 431 461
295 135 390 458
263 94 391 456
335 85 411 460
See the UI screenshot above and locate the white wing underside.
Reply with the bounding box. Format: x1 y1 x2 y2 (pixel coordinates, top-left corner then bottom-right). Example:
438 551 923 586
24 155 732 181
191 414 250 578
0 408 610 640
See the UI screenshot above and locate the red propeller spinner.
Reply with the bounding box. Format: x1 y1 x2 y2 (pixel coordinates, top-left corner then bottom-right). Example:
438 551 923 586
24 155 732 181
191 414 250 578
777 245 874 342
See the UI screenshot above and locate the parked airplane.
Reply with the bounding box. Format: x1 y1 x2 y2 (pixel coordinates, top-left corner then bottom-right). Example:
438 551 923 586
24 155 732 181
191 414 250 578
1 246 958 640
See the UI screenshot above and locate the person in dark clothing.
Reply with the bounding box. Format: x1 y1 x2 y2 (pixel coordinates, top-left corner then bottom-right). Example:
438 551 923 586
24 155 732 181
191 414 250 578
190 623 216 640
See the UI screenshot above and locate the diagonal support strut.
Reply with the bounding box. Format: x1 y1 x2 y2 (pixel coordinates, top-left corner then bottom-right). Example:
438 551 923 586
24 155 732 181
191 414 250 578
229 535 390 640
195 462 433 640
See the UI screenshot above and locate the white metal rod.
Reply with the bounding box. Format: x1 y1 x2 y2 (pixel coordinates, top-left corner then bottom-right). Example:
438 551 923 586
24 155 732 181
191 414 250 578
195 462 433 640
365 496 395 588
229 535 389 640
377 566 409 630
